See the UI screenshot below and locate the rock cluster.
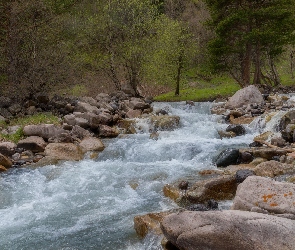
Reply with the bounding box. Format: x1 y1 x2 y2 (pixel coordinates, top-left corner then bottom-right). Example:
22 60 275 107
0 91 157 168
134 85 295 249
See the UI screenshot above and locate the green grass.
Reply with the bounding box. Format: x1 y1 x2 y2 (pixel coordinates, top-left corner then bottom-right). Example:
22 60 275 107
0 113 60 143
154 76 240 102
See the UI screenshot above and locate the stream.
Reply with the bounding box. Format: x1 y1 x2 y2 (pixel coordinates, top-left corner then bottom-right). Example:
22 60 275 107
0 102 262 249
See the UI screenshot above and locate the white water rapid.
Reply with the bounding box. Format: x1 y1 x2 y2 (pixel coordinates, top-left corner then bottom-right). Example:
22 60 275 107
0 102 261 250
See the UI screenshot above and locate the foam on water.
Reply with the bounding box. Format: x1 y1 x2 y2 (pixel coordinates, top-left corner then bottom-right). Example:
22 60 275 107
0 102 259 249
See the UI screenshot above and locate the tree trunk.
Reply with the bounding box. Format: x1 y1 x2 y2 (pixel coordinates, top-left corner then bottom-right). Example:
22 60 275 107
268 55 281 86
241 42 252 86
253 42 262 85
175 54 183 96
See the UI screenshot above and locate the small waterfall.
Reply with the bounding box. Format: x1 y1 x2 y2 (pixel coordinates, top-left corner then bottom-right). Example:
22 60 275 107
0 102 261 250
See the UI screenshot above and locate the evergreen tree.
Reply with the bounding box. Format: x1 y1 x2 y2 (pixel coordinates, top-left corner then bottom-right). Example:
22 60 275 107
205 0 295 87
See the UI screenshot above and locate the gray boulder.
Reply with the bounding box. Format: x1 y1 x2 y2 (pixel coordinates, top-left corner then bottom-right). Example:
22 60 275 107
79 137 105 152
45 143 84 161
231 176 295 215
17 136 47 153
71 125 93 140
23 124 67 140
161 210 295 250
225 85 264 109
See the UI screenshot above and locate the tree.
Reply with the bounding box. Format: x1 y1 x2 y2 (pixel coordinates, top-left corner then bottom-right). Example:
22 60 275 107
204 0 295 87
143 16 197 95
87 0 161 96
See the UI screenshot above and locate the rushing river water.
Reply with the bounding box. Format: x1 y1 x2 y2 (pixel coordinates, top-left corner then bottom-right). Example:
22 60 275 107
0 102 262 250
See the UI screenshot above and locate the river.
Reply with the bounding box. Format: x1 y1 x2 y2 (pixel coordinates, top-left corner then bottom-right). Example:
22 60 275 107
0 102 260 249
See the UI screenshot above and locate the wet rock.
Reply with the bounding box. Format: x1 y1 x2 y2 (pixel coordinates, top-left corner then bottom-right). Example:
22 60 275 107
0 165 7 172
232 176 295 215
178 181 189 190
97 112 113 125
79 137 105 152
0 153 12 168
254 160 295 177
150 115 180 131
163 184 182 202
23 124 67 140
149 131 159 140
99 125 119 138
29 156 59 168
134 211 173 238
239 151 253 164
45 143 84 161
186 175 237 203
225 85 264 109
218 130 236 139
161 210 295 250
17 136 47 153
116 119 136 134
214 148 240 167
225 124 246 136
230 116 255 125
0 142 16 156
235 169 255 183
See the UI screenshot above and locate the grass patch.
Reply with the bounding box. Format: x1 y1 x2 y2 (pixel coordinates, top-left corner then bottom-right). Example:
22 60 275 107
154 76 240 102
0 113 60 143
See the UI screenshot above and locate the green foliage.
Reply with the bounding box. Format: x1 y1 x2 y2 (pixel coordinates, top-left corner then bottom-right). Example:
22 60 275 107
0 128 24 143
0 113 59 143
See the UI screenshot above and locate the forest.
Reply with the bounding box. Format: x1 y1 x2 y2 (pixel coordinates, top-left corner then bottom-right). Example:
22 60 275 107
0 0 295 99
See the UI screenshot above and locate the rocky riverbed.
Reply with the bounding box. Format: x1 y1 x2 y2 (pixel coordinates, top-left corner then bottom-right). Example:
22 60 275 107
135 85 295 250
1 86 295 249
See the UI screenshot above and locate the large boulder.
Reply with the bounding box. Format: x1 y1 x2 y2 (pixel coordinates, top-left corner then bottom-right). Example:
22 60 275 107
0 153 12 168
17 136 47 153
231 176 295 215
161 210 295 250
44 143 84 161
79 137 105 152
254 160 295 177
23 124 67 140
225 85 264 109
